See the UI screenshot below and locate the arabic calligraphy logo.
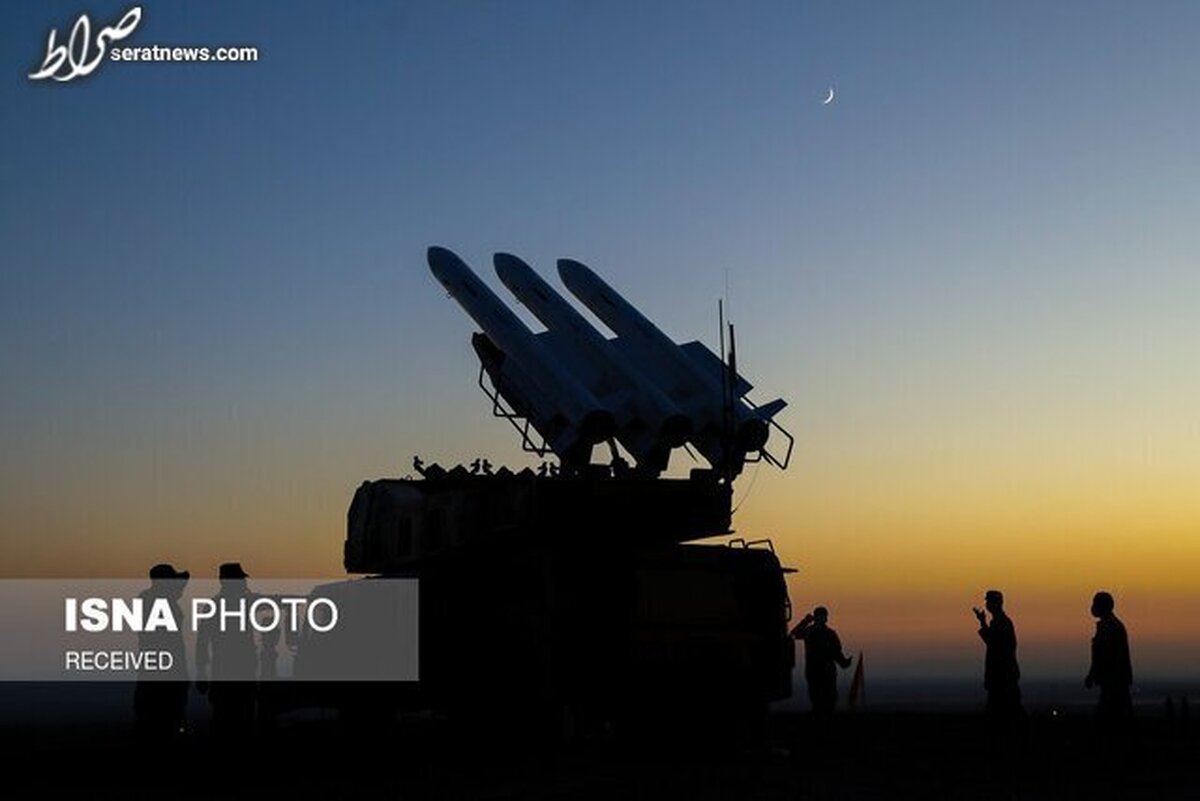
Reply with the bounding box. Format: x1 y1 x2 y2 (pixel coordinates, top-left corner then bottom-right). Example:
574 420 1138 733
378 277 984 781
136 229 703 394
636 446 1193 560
29 6 142 82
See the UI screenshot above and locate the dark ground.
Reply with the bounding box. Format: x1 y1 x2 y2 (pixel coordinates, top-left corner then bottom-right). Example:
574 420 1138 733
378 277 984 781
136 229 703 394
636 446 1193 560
4 704 1198 800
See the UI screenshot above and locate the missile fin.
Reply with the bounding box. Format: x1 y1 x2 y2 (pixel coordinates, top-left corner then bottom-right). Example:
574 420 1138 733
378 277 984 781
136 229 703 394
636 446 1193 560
753 397 787 420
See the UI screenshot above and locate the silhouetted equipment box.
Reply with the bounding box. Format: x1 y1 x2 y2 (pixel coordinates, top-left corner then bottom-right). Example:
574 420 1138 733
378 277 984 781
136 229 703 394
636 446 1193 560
335 471 793 734
344 473 733 574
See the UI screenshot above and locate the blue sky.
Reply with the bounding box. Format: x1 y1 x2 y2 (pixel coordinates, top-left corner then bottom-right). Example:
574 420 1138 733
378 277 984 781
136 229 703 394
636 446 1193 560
3 1 1199 678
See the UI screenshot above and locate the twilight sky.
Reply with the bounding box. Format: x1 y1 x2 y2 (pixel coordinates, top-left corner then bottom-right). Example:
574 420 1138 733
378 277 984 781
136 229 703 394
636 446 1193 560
3 1 1199 681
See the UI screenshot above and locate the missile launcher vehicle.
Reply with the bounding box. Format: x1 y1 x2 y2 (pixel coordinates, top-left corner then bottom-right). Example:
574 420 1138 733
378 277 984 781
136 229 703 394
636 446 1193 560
326 248 798 739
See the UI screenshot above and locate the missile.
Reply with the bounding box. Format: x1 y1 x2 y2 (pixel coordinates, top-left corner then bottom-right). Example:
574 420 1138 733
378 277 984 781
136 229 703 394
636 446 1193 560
557 257 785 473
493 253 691 473
427 247 615 464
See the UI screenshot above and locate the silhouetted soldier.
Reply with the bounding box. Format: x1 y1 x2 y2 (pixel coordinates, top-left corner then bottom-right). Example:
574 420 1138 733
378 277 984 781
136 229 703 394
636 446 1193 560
256 601 282 681
252 594 286 725
973 589 1024 739
195 562 258 739
1085 591 1133 747
133 563 190 741
790 606 853 722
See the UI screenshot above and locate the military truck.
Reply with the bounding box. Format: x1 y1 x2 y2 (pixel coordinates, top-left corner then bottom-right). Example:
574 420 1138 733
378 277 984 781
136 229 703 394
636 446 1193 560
289 248 797 740
333 467 793 738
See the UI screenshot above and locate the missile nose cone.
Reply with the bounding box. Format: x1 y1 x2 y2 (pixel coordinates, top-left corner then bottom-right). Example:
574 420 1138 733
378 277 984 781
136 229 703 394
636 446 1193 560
427 246 465 282
493 252 531 288
556 258 590 289
427 245 456 266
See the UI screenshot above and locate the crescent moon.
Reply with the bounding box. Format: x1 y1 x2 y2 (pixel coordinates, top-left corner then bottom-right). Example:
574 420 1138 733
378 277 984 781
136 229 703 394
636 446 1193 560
822 87 835 105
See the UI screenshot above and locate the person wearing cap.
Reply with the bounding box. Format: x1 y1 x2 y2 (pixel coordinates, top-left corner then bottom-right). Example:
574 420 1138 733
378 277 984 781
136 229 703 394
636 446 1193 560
973 589 1025 739
133 563 190 740
790 606 853 722
1086 591 1134 738
195 562 258 737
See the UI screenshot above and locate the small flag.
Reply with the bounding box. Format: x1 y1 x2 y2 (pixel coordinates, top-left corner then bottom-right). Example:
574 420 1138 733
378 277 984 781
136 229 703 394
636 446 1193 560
848 651 865 709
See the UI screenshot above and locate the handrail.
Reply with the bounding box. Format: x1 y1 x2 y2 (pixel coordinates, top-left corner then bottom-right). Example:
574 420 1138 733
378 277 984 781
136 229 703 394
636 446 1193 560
477 364 551 457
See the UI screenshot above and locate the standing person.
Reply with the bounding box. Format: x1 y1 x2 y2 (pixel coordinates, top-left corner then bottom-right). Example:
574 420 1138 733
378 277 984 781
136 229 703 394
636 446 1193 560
973 589 1024 739
195 562 258 739
133 563 190 740
790 606 853 722
1085 591 1134 740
